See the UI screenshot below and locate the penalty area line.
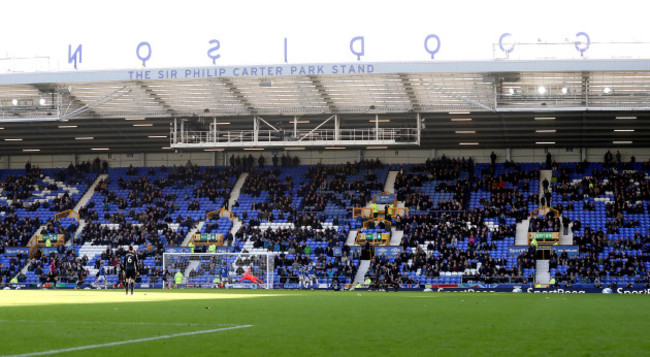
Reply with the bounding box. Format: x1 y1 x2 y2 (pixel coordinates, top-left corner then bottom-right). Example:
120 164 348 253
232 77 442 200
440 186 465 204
2 324 253 357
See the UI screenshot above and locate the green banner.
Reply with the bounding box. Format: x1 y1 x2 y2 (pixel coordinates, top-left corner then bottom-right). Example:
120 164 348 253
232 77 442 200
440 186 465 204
533 232 554 239
42 234 60 241
199 234 222 241
366 233 382 241
360 233 390 241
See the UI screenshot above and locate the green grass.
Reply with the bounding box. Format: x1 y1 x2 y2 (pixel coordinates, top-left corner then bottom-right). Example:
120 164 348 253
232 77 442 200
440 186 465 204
1 289 649 356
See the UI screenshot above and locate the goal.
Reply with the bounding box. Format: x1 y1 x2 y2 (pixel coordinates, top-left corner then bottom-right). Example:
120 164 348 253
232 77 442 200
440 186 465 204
162 252 275 289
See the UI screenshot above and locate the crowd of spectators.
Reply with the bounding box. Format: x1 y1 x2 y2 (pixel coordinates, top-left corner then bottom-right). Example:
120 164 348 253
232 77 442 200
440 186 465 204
29 251 88 285
550 247 650 286
193 167 241 204
244 224 346 253
77 220 184 250
299 160 385 214
0 213 40 247
398 210 514 249
367 254 402 290
471 166 537 222
6 152 650 288
394 157 472 211
544 157 650 286
384 243 535 285
274 252 357 284
529 215 561 232
0 252 26 285
229 154 301 170
241 168 294 198
0 165 45 202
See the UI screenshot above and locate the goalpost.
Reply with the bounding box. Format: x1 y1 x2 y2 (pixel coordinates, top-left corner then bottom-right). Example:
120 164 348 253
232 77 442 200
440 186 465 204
162 252 275 289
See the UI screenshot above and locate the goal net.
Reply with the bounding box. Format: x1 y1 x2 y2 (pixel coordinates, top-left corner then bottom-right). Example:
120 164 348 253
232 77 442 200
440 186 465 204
162 252 275 289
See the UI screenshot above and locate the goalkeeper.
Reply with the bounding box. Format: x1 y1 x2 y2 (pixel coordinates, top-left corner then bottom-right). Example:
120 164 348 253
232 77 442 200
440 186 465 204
238 268 263 288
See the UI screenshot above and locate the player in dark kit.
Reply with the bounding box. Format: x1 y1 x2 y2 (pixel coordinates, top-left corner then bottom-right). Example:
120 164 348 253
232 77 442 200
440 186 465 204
123 245 138 295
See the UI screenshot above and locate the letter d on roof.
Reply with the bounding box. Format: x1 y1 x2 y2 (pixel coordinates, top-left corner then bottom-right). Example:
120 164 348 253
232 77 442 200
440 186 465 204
350 36 365 61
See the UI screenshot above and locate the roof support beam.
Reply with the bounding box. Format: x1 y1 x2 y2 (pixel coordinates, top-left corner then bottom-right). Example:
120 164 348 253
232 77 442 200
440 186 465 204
256 116 279 132
221 78 256 115
62 86 132 120
434 85 496 112
136 81 175 115
297 115 335 142
399 73 421 112
0 86 131 123
582 72 590 109
308 75 337 113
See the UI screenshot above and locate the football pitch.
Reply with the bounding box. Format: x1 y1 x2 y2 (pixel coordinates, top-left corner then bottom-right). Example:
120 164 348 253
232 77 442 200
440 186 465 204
0 289 648 356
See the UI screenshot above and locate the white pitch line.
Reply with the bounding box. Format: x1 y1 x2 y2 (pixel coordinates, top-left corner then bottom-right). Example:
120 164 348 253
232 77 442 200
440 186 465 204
2 324 253 357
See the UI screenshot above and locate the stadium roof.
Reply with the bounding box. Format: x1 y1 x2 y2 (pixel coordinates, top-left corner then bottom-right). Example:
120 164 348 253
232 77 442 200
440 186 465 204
1 59 650 155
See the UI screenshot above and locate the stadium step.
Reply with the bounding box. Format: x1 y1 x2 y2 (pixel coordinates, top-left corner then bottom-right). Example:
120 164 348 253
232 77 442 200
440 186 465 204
79 243 137 277
354 260 371 284
346 229 358 246
384 170 399 192
389 227 404 245
228 217 242 247
539 169 552 200
228 172 249 211
182 260 200 284
560 222 574 245
535 259 550 284
18 259 34 276
73 219 87 245
242 238 256 251
79 243 110 277
74 173 108 212
182 221 205 246
515 218 530 246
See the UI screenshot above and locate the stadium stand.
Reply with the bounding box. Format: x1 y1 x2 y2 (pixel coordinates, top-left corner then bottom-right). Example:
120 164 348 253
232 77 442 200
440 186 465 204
548 160 650 287
3 153 649 291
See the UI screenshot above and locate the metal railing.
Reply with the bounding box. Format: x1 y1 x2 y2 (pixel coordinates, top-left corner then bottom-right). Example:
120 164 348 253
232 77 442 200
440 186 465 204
171 127 418 147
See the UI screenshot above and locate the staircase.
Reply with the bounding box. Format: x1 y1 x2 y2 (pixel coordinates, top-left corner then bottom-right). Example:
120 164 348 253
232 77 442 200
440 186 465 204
37 177 80 207
384 170 399 192
515 219 530 246
535 259 550 284
64 174 108 246
178 172 249 248
182 221 205 246
226 172 249 248
389 227 403 246
346 229 358 246
71 220 87 246
353 260 371 284
228 217 243 247
78 243 137 277
78 244 109 277
182 260 200 284
228 172 249 209
18 261 33 276
387 170 406 246
560 222 574 245
74 174 108 212
539 170 552 199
